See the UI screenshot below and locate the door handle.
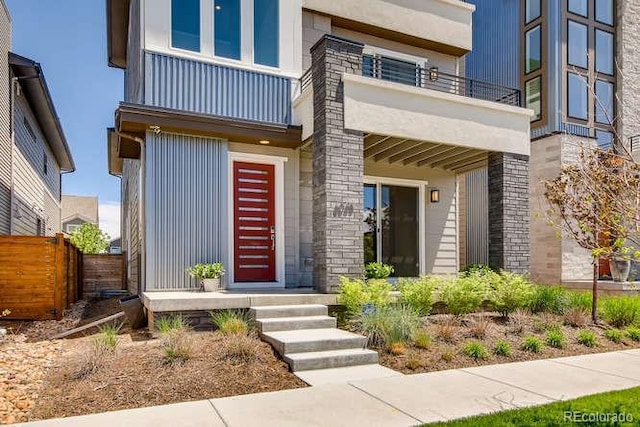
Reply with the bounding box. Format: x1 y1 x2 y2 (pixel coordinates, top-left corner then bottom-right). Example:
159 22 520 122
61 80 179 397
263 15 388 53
270 226 276 251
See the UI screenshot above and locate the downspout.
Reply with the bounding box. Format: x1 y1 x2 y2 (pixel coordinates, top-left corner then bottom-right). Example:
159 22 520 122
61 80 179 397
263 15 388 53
114 130 146 294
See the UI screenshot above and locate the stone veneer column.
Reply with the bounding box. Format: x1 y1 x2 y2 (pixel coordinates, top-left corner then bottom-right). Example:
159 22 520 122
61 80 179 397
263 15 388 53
617 0 640 150
488 152 530 274
310 35 364 293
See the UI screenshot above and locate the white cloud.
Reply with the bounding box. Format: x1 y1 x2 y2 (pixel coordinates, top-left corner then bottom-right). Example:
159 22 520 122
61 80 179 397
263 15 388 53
99 202 121 240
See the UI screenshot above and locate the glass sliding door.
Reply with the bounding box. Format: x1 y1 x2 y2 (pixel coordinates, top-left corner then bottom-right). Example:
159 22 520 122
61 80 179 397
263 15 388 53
363 182 421 277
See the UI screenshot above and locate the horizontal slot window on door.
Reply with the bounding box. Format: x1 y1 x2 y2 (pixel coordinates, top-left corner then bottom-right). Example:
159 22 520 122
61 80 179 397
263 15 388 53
172 0 200 52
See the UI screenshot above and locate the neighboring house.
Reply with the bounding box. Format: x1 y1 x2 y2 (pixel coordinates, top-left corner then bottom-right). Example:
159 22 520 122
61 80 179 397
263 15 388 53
465 0 639 285
109 237 122 254
0 1 74 237
106 0 532 295
61 195 99 235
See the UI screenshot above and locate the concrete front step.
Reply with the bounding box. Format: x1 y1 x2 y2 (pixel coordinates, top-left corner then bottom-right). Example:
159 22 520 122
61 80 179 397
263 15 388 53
257 315 337 333
294 364 402 386
250 304 328 320
260 328 368 355
284 348 379 371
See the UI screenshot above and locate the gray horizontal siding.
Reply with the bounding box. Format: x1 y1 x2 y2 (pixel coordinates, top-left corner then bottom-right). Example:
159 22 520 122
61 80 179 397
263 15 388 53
145 132 229 290
145 51 292 124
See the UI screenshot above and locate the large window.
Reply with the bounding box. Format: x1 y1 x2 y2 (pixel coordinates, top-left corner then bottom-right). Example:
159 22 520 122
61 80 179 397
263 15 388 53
595 80 614 124
214 0 241 60
254 0 279 67
596 0 614 25
525 77 542 122
525 0 541 24
568 72 588 120
171 0 200 52
568 0 588 17
525 26 541 73
568 21 588 68
595 29 614 75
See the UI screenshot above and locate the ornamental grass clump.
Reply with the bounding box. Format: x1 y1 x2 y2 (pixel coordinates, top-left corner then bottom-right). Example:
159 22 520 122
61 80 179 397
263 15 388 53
604 329 623 343
468 313 492 339
462 341 489 361
413 329 432 349
529 286 570 315
545 328 566 349
626 327 640 342
156 315 194 364
599 296 640 328
577 329 597 347
210 310 252 335
494 340 512 357
356 305 421 349
522 336 543 353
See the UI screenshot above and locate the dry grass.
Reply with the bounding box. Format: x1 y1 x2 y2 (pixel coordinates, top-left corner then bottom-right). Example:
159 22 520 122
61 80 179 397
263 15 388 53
467 314 492 339
563 307 590 328
162 328 195 364
508 309 528 335
434 315 458 343
218 334 261 364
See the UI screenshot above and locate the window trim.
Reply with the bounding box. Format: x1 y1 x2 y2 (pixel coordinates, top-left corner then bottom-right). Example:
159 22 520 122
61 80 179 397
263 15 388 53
521 0 547 127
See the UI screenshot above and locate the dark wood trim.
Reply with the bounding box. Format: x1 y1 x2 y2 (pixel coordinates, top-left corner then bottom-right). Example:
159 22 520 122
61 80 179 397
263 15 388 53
107 0 130 69
116 103 303 149
318 13 470 57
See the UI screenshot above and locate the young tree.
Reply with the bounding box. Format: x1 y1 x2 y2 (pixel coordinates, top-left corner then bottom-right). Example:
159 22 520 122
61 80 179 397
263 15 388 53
543 149 640 322
70 222 111 254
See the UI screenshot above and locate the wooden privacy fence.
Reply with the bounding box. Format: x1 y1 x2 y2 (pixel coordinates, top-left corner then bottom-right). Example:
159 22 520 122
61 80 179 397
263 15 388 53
0 234 81 320
81 254 126 299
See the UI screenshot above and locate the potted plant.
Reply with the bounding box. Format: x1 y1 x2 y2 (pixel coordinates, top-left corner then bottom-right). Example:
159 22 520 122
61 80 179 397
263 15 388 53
187 262 225 292
609 248 632 283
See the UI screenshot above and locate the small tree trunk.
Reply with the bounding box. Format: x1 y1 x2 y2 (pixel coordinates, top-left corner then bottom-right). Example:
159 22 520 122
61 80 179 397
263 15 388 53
591 257 599 324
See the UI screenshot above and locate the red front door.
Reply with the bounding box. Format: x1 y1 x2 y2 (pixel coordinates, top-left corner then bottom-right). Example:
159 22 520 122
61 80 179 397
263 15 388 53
233 161 276 282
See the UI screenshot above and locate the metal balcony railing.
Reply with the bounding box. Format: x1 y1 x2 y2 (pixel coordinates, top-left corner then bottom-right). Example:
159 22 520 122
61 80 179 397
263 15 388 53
300 68 313 93
362 54 522 107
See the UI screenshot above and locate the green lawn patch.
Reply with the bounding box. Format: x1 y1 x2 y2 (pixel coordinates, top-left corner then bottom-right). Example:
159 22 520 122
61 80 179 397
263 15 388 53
427 386 640 426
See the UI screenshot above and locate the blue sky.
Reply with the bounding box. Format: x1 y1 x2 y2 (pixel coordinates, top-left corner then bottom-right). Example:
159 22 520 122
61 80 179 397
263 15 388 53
7 0 123 236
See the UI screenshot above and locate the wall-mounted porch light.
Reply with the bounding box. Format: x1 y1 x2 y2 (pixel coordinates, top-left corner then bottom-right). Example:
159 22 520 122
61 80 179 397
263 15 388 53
259 140 271 145
430 189 440 203
428 66 439 81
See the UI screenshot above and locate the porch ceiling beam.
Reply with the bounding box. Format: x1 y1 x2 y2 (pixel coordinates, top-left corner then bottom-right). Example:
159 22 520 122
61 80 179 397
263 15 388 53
418 147 473 167
445 153 489 171
373 139 416 162
364 134 391 150
403 145 459 166
364 137 407 158
428 149 484 168
389 142 441 164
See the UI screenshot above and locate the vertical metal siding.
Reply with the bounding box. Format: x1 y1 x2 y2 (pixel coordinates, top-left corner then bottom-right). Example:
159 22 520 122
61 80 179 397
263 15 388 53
145 52 292 124
145 132 229 290
465 167 489 265
465 0 520 89
0 6 10 234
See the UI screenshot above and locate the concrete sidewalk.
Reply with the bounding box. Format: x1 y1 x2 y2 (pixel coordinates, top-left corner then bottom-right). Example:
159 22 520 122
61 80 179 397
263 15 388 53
19 349 640 427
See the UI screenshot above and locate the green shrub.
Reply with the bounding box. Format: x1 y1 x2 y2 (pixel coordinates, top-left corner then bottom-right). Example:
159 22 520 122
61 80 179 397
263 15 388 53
604 329 624 343
210 310 252 335
157 314 190 334
568 292 592 311
577 330 597 347
545 329 566 349
439 275 488 316
522 336 543 353
338 277 393 316
463 341 489 360
460 263 494 276
187 262 225 279
494 340 512 357
489 272 535 317
413 329 432 349
356 305 422 348
397 277 437 315
529 286 570 314
599 296 640 328
626 327 640 342
364 262 394 279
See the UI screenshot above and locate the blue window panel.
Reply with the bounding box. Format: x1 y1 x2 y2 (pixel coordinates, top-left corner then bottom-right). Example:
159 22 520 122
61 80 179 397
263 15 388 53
596 0 614 25
568 72 588 120
214 0 241 60
568 0 588 17
525 26 541 73
568 20 587 69
525 0 541 23
596 130 613 150
595 80 614 124
596 30 614 75
172 0 200 52
254 0 279 67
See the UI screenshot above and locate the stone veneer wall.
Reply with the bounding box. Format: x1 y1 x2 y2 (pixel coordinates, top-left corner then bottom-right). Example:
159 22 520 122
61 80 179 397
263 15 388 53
487 152 530 274
617 0 640 148
310 35 365 293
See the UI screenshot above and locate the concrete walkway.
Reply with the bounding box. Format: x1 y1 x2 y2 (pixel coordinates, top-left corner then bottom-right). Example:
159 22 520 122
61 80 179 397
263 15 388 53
19 349 640 427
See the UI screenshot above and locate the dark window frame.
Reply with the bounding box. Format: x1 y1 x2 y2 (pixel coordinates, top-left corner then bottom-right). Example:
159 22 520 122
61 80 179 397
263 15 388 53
23 116 36 143
521 0 547 126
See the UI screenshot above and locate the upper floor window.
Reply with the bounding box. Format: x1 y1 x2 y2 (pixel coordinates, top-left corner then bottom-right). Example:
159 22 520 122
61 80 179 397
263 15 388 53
525 77 542 122
567 72 588 120
23 117 36 142
568 20 588 69
525 0 541 24
595 0 614 25
43 151 48 175
525 26 541 73
214 0 241 60
254 0 279 67
595 79 614 124
568 0 588 17
595 29 614 75
171 0 201 52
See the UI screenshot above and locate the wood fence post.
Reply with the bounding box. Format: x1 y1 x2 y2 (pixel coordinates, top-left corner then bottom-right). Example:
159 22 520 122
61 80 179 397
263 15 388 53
54 233 65 320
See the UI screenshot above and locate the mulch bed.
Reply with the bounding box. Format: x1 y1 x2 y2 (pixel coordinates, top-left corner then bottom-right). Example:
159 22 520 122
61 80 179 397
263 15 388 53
29 331 306 421
370 313 640 374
